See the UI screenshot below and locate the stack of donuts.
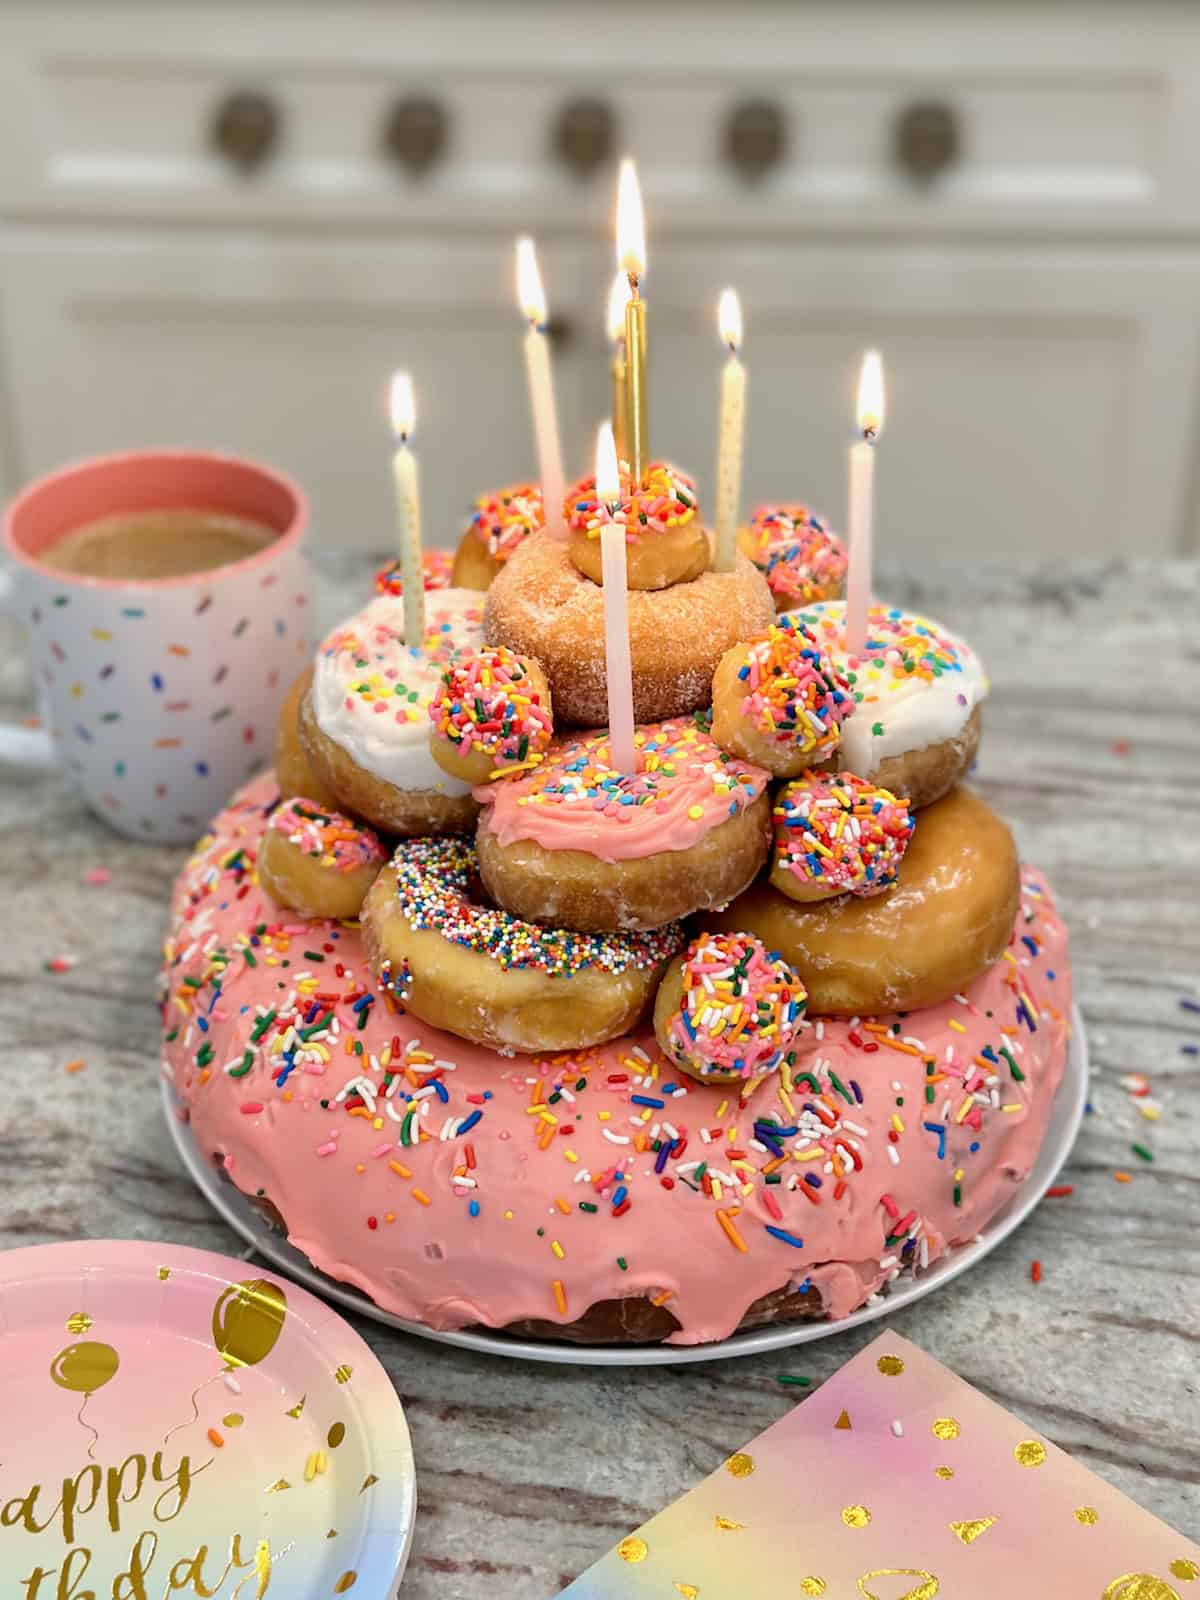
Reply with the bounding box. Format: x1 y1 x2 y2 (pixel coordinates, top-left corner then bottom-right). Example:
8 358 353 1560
165 469 1072 1348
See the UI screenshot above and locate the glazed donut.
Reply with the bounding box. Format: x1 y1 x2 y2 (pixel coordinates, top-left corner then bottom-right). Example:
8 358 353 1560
427 644 553 786
450 483 543 591
373 547 455 598
258 797 387 920
484 529 774 726
299 590 485 835
738 504 847 612
273 667 340 808
780 600 987 809
769 772 914 902
706 785 1019 1017
711 615 854 777
565 461 709 590
653 932 808 1086
474 717 771 933
360 835 683 1052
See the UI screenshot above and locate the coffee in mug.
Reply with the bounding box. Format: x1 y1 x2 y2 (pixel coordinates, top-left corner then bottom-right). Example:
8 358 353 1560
38 508 278 581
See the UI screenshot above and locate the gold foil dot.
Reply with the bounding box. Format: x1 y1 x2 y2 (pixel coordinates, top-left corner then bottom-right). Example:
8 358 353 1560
725 1452 755 1478
674 1586 699 1599
1075 1506 1099 1525
1171 1563 1199 1583
876 1354 905 1376
800 1581 827 1597
934 1467 955 1480
157 1267 171 1280
326 1530 337 1540
360 1475 379 1492
949 1517 997 1545
618 1536 649 1564
842 1504 872 1529
328 1421 346 1449
222 1413 244 1428
333 1574 357 1594
714 1516 743 1531
65 1312 93 1335
1014 1439 1047 1468
267 1479 291 1493
931 1417 960 1441
334 1364 353 1385
1102 1580 1184 1600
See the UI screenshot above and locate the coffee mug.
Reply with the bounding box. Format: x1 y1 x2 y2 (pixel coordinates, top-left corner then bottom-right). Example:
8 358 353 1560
0 450 311 843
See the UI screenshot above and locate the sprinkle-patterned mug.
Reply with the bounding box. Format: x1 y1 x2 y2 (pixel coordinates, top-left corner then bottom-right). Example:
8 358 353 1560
0 450 311 842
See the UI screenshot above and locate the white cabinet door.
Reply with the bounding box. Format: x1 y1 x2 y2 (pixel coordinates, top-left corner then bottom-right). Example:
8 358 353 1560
0 230 600 552
647 241 1200 560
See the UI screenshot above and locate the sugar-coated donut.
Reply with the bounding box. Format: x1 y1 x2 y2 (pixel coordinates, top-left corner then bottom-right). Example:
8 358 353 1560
450 483 544 591
258 797 387 920
299 590 485 835
739 504 847 612
273 667 340 808
166 773 1072 1345
769 772 914 902
711 615 855 777
707 785 1019 1017
485 528 775 726
427 644 553 786
781 600 988 809
565 461 709 590
361 836 683 1053
474 717 771 933
373 547 455 598
653 932 808 1086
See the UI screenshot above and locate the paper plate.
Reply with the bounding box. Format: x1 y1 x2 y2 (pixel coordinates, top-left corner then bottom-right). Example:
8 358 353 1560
0 1240 415 1594
164 1003 1088 1368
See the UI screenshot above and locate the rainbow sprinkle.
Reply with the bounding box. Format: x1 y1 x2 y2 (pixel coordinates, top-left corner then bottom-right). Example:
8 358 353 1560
663 934 808 1081
772 772 913 897
268 798 386 874
566 460 697 542
734 617 853 758
465 483 544 564
744 504 847 607
373 548 454 597
428 645 553 776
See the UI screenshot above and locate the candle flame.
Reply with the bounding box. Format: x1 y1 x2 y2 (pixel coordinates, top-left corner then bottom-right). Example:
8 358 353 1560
718 287 742 352
516 236 548 326
857 349 884 439
616 158 646 282
595 420 620 503
389 371 415 440
606 270 632 343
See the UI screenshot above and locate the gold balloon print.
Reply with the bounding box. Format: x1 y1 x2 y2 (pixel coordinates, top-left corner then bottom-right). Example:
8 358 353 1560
211 1278 288 1369
1102 1579 1182 1600
50 1340 119 1395
857 1571 939 1600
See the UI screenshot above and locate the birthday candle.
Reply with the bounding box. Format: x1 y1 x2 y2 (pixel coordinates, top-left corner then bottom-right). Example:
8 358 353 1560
845 350 884 656
595 420 636 773
516 236 566 535
389 371 424 648
713 288 746 572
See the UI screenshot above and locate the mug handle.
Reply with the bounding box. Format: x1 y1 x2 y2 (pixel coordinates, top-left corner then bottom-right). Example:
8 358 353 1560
0 567 58 769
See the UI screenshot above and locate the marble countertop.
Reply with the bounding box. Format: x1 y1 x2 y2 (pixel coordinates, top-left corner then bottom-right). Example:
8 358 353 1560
1 555 1197 1593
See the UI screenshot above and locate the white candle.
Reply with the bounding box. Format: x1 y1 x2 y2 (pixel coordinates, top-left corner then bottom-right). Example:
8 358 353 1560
713 287 746 572
516 236 566 536
389 371 425 648
844 349 885 657
596 420 636 773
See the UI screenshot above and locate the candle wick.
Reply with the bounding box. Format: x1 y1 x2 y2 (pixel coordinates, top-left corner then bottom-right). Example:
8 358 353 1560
862 426 878 445
627 273 640 297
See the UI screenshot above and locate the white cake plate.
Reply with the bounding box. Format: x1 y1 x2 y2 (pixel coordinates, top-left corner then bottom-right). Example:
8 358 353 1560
163 1003 1088 1367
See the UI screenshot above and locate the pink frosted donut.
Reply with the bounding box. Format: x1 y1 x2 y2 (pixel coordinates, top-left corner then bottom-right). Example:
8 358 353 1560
770 772 914 902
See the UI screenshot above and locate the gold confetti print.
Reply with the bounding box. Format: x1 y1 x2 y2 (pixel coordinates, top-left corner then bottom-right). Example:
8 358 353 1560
674 1585 699 1599
1102 1580 1182 1600
327 1421 346 1449
876 1354 905 1377
1074 1506 1099 1525
842 1505 872 1529
799 1581 827 1597
858 1572 939 1600
334 1364 353 1384
949 1517 997 1545
933 1467 955 1481
267 1479 291 1493
65 1312 93 1335
333 1573 357 1594
1170 1563 1199 1583
157 1267 172 1281
618 1536 648 1563
714 1516 743 1532
725 1452 755 1478
1014 1439 1047 1468
931 1418 960 1441
286 1395 307 1418
360 1475 379 1493
835 1409 853 1430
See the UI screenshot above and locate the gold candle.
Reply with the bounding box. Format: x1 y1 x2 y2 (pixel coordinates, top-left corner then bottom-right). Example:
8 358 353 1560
606 270 631 466
616 159 648 485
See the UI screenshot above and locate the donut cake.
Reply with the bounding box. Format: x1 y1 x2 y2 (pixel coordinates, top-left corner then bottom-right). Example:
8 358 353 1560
162 440 1074 1346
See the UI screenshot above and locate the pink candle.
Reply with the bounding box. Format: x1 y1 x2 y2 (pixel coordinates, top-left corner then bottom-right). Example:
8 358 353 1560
516 237 566 536
844 349 884 656
595 420 636 773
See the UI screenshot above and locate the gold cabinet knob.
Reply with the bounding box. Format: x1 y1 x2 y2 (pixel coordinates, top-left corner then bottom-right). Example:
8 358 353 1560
894 101 960 183
383 95 449 177
553 97 616 180
210 89 280 176
724 100 787 182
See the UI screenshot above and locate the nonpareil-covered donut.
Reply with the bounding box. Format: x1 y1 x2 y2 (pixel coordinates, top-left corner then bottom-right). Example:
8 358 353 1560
450 483 543 590
474 717 771 933
299 590 485 835
739 504 847 611
781 600 987 809
706 784 1019 1017
361 836 682 1053
485 528 774 726
566 461 709 590
258 797 387 920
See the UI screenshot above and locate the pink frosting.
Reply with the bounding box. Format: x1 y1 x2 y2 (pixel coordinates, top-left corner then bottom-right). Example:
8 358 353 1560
162 774 1073 1345
475 717 769 864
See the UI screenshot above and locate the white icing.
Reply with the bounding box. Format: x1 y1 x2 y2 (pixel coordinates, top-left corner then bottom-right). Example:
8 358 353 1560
312 589 485 796
781 599 989 773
